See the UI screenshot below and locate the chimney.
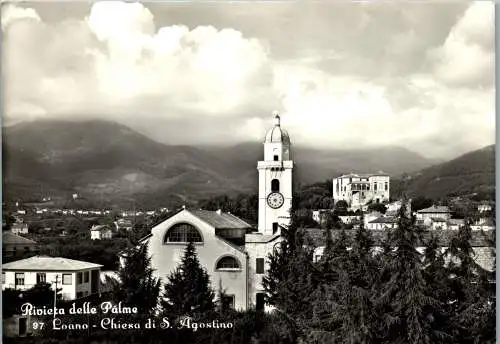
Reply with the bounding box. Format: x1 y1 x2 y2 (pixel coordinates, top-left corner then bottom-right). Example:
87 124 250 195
216 209 222 215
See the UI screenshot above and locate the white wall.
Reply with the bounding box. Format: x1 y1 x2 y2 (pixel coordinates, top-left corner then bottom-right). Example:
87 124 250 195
147 210 249 310
2 269 99 300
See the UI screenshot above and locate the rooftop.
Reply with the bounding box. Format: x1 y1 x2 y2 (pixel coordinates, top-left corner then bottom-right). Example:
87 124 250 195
189 209 253 230
418 205 450 213
369 216 398 224
2 256 103 271
2 232 37 245
264 114 291 145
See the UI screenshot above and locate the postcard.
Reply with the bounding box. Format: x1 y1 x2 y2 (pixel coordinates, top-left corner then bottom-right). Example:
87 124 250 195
1 1 495 344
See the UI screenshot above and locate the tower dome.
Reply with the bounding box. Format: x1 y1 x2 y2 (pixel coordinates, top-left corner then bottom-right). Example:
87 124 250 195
264 111 291 145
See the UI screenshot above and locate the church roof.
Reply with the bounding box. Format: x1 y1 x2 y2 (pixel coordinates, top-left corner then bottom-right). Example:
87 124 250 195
189 209 253 230
264 114 291 145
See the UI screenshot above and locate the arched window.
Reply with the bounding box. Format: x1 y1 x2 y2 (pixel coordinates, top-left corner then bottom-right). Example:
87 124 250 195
271 179 280 192
216 256 241 270
164 223 203 243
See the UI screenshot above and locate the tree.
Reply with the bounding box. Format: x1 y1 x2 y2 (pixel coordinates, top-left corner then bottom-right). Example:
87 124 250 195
367 203 387 214
162 241 215 320
114 242 161 316
24 282 60 307
334 200 348 215
373 202 444 344
445 219 495 343
263 210 317 338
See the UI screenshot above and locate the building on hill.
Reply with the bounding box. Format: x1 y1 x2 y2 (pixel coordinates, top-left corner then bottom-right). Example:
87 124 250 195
2 232 39 260
471 218 495 231
416 205 451 223
477 202 493 213
90 225 114 240
10 223 28 235
2 256 102 300
332 173 390 209
366 216 398 230
115 218 133 231
133 112 293 312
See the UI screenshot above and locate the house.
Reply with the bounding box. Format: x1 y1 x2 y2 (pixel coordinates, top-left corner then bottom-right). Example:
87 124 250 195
363 211 383 228
90 225 114 240
11 223 29 235
115 218 133 231
2 233 39 259
424 217 448 230
416 205 451 222
312 209 333 225
333 173 390 209
471 218 495 231
16 210 26 215
447 218 465 231
338 215 362 225
366 216 398 230
2 256 103 300
478 202 493 213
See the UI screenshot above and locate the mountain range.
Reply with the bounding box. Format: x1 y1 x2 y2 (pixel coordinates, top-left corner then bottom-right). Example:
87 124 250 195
2 119 494 208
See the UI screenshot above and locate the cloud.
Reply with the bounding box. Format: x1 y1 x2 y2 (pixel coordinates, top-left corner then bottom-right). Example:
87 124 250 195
2 1 272 122
428 2 494 87
1 1 495 159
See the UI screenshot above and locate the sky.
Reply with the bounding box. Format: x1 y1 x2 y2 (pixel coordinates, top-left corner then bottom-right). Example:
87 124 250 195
1 1 495 159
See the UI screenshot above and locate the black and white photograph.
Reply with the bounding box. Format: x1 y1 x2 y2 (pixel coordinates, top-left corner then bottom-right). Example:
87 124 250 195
1 1 496 343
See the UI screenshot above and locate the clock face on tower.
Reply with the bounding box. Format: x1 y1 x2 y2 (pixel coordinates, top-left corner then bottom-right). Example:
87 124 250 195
267 192 284 209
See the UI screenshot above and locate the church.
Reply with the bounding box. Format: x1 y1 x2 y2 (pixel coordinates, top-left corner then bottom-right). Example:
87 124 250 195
141 112 293 311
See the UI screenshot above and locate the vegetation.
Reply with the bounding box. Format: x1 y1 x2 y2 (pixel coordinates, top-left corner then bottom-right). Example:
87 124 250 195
37 236 130 270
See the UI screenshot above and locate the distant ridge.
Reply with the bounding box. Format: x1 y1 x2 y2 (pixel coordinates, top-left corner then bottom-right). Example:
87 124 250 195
2 119 488 207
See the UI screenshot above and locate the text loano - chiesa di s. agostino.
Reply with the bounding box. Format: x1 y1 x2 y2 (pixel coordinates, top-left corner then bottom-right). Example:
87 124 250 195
135 112 293 311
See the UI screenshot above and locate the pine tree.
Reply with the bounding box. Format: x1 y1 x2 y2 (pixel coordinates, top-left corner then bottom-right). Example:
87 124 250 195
162 241 215 320
114 242 161 316
373 202 442 344
446 219 495 343
263 210 317 338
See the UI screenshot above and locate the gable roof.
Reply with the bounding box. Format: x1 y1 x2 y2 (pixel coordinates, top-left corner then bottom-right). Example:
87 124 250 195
418 206 450 213
189 209 253 230
2 256 103 271
2 232 37 245
369 216 398 224
90 225 112 232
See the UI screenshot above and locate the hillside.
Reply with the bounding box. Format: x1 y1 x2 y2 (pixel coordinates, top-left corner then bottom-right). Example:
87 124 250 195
403 145 495 200
2 119 442 208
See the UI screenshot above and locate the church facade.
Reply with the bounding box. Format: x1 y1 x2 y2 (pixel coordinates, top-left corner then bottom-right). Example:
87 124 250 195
143 113 292 311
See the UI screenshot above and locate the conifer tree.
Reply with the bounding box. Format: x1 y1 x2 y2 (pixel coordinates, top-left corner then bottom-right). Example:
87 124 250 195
115 242 161 316
263 210 317 336
373 201 442 344
446 219 495 343
162 241 215 320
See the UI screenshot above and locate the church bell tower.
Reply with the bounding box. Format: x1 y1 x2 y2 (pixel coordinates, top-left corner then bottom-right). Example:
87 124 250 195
257 111 294 235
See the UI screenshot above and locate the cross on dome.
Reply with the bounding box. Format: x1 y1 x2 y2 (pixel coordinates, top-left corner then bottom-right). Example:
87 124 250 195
273 110 280 126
